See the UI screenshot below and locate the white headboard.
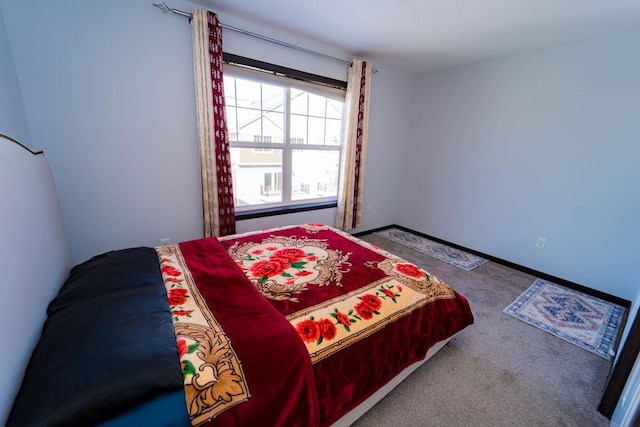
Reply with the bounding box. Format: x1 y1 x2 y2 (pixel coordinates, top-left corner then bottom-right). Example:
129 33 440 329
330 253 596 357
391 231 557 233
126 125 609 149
0 135 72 423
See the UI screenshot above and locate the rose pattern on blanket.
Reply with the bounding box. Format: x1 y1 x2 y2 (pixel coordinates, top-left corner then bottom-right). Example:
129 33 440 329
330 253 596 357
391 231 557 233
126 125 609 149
372 258 456 297
288 271 453 363
226 235 352 302
157 247 250 426
295 284 404 345
221 225 459 364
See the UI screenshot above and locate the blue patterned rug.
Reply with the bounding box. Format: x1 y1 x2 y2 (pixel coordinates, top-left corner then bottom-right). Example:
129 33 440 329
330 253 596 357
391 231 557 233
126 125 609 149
374 228 488 271
503 279 625 359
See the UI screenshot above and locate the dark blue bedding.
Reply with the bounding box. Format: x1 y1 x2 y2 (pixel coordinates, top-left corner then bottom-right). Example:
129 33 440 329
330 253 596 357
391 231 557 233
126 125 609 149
99 390 191 427
6 248 185 427
47 248 169 314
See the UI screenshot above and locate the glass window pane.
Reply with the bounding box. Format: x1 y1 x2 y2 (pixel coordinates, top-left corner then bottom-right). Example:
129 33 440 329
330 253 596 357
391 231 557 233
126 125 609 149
224 77 236 106
308 93 326 117
231 147 283 206
326 99 343 119
235 78 261 108
262 84 284 112
227 70 345 209
291 150 340 201
263 112 284 143
308 117 326 145
226 107 238 142
236 107 262 142
290 89 307 115
325 118 342 146
290 114 307 144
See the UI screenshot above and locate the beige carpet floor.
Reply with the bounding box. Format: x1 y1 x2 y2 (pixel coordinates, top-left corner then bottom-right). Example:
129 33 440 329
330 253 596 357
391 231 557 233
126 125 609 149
350 233 613 427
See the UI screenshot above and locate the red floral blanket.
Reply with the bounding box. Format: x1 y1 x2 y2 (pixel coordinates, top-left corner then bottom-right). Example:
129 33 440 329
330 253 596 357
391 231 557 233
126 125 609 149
157 224 472 426
157 238 318 427
217 224 474 425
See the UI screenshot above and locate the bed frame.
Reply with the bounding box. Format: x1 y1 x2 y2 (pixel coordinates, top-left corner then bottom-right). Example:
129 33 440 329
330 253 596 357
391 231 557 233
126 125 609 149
0 134 459 426
0 135 72 424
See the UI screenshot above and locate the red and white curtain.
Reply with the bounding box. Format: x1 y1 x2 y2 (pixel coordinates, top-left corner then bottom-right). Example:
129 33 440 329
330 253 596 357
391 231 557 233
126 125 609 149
192 8 236 237
335 59 372 231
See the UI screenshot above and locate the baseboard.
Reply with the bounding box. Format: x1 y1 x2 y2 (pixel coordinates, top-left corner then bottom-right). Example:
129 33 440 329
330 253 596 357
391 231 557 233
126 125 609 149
355 224 630 309
352 225 391 237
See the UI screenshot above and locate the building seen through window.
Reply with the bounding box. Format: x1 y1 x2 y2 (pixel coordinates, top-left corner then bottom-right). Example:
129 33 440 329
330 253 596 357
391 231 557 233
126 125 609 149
224 68 345 211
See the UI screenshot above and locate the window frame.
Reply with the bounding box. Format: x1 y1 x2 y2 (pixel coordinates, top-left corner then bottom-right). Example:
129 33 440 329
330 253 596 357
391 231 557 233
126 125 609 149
224 60 347 215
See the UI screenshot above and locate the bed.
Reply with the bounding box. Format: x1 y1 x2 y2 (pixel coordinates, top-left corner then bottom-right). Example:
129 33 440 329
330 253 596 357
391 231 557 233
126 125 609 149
2 136 473 426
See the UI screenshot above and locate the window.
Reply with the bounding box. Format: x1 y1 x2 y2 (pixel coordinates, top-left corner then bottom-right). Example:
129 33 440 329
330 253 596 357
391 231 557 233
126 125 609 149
253 135 272 153
262 171 282 196
224 66 345 212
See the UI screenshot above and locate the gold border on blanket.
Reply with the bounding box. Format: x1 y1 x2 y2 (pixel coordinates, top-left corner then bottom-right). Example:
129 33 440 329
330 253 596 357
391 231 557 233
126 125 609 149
157 245 251 426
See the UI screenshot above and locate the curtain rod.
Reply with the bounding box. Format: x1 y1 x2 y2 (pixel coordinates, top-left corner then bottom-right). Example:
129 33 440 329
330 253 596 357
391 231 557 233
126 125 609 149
152 2 377 73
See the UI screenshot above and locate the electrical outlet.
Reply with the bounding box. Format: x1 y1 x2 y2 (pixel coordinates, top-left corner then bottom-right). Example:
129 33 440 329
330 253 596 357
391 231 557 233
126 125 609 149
536 237 546 250
160 238 171 245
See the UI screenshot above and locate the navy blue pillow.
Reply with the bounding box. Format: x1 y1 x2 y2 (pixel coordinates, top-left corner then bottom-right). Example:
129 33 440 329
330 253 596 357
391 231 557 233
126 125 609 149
48 248 164 314
7 249 185 427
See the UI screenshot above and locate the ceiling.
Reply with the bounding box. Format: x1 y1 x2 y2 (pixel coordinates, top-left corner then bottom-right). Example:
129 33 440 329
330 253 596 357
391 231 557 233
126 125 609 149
191 0 640 74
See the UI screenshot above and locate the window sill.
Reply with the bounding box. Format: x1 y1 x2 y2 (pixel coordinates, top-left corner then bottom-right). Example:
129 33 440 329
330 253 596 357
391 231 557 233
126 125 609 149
235 201 337 221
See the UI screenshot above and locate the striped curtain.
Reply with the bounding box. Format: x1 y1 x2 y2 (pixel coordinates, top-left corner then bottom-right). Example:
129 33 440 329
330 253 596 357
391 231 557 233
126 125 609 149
192 8 236 237
335 59 372 231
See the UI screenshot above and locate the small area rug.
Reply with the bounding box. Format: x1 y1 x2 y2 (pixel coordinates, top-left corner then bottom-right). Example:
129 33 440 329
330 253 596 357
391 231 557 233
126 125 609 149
503 279 625 359
374 227 488 271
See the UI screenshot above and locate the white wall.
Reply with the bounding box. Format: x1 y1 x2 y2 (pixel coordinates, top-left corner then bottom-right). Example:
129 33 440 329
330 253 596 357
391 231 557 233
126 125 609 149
0 4 30 146
400 30 640 302
0 143 72 424
1 0 412 263
2 0 203 263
